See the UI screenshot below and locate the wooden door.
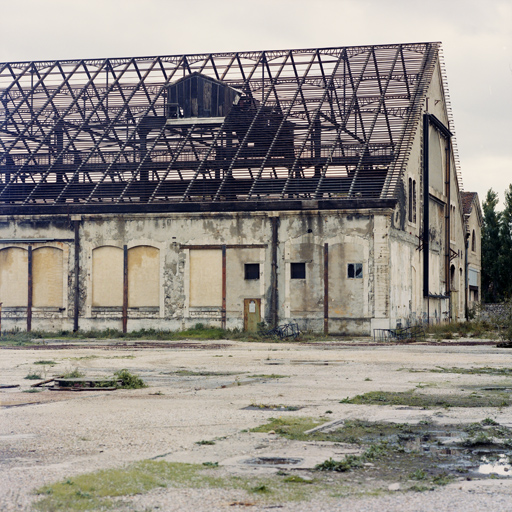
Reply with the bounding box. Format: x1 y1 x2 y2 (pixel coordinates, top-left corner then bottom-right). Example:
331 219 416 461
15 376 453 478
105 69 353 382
244 298 261 332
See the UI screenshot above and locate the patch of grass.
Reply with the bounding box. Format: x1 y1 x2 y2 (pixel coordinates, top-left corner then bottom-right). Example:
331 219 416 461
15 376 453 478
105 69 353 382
23 388 41 393
34 459 333 511
34 360 57 365
59 368 85 379
283 475 313 484
195 440 215 445
340 390 511 408
114 369 147 389
426 320 493 339
409 469 427 480
315 442 390 473
316 455 363 472
24 371 42 380
34 462 206 511
250 416 326 440
429 366 512 377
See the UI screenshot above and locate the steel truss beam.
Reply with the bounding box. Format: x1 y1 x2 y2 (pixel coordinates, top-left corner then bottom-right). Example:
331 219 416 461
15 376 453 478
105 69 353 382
0 43 444 213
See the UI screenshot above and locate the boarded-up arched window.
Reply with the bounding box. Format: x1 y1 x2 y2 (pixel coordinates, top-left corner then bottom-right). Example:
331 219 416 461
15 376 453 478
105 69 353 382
92 246 123 306
189 249 222 307
128 246 159 307
33 247 63 307
0 247 28 306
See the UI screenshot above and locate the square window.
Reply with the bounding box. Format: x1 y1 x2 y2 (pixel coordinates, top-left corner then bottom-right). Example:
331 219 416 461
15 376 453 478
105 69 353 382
291 262 306 279
244 263 260 280
347 263 363 279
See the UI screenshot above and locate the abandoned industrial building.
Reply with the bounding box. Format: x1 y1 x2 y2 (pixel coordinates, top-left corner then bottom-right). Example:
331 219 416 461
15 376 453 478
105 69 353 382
0 42 481 335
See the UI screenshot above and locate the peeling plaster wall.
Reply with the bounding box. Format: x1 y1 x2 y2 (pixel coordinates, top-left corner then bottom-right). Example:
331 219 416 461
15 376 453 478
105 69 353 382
0 209 391 335
388 58 469 327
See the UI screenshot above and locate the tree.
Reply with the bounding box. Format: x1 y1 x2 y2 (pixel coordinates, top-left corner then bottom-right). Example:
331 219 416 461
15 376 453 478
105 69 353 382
481 189 502 302
499 185 512 299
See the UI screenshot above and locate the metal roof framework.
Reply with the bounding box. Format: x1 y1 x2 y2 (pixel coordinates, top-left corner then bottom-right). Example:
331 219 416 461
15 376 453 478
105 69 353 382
0 43 442 213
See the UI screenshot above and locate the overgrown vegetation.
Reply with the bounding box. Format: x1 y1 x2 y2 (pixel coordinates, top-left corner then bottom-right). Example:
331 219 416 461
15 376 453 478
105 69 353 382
33 417 512 510
340 389 511 408
34 460 323 511
113 369 147 389
425 319 493 339
0 323 331 346
58 368 85 379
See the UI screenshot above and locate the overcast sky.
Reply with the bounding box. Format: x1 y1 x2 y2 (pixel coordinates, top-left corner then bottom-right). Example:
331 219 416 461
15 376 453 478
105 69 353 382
1 0 510 208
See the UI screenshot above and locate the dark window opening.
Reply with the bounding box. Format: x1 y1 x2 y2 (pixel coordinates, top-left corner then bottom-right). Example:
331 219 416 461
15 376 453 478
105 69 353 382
291 262 306 279
244 263 260 280
347 263 363 279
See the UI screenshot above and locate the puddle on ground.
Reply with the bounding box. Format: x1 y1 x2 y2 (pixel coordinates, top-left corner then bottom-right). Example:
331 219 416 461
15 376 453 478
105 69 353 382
478 455 511 475
309 419 512 480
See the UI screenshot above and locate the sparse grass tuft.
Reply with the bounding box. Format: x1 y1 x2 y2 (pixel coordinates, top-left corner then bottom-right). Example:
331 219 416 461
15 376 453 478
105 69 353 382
59 368 85 379
24 371 42 380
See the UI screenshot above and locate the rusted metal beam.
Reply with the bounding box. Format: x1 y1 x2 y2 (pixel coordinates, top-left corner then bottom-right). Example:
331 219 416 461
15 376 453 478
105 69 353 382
180 244 267 250
0 44 447 211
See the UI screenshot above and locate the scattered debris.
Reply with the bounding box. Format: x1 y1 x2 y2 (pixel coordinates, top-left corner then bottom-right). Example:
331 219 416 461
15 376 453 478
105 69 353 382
373 326 426 342
266 323 300 339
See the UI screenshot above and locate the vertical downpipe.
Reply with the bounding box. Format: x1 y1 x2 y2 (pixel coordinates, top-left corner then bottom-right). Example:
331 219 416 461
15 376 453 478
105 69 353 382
422 114 430 323
270 217 279 328
27 246 33 332
445 138 451 320
122 245 128 333
73 220 80 332
324 243 329 334
222 244 227 329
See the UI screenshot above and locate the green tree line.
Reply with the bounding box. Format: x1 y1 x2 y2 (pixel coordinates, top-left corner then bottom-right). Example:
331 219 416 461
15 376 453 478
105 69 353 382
482 185 512 302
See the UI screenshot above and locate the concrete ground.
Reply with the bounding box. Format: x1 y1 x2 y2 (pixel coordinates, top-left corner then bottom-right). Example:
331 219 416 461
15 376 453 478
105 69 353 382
2 337 512 511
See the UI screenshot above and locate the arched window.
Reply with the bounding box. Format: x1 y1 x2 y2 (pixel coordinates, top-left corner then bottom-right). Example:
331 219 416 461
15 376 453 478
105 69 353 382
33 247 63 307
0 247 28 306
128 246 159 307
471 230 476 252
92 246 123 306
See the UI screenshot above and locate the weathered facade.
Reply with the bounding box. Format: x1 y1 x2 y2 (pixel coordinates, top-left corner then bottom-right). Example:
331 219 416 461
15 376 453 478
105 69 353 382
461 192 483 313
0 43 480 334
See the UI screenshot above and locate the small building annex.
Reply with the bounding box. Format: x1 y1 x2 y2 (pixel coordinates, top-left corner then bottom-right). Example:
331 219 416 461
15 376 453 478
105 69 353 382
0 43 481 334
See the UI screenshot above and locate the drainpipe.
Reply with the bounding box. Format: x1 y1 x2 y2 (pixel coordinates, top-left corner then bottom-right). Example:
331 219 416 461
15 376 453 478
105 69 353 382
465 232 469 320
270 217 279 328
73 220 80 332
27 246 33 332
445 137 451 321
422 114 430 301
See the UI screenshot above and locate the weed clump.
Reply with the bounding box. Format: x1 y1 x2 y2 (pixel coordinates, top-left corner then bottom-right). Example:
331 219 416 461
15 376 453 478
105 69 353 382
114 369 147 389
24 371 42 380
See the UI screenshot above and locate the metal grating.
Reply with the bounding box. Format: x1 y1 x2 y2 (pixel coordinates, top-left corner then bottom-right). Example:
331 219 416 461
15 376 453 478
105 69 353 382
0 43 441 213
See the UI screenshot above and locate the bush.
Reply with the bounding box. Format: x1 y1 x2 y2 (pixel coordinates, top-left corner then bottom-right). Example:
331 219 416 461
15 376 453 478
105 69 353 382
114 369 147 389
